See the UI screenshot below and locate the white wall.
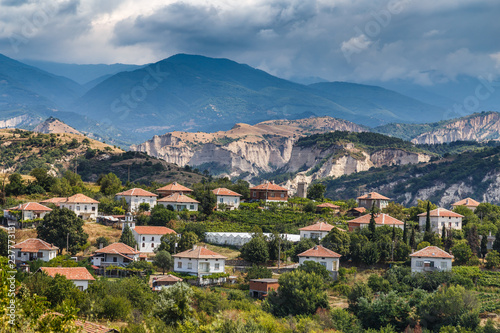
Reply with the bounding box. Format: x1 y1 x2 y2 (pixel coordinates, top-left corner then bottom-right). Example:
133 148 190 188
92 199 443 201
216 195 240 209
133 232 162 253
72 280 90 291
299 230 329 241
14 249 57 262
419 216 462 233
298 257 339 272
116 195 157 212
158 201 198 211
174 257 225 277
59 203 98 220
411 257 452 273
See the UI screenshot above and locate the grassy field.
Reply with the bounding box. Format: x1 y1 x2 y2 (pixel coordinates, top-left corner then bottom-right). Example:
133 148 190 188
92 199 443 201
202 243 241 260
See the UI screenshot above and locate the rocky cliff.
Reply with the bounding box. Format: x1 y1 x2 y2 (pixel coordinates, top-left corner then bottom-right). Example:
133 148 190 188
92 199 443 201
411 111 500 144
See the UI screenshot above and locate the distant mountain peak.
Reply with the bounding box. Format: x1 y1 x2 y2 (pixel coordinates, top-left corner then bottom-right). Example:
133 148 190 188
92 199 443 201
34 117 82 135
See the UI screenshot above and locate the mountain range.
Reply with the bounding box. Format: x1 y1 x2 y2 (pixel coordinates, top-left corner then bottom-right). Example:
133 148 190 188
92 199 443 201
3 52 489 146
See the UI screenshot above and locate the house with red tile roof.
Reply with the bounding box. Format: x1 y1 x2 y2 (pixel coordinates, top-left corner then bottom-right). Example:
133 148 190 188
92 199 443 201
150 274 183 291
156 182 193 197
348 213 404 232
451 198 480 212
91 242 140 267
4 202 52 223
39 267 95 291
131 226 176 253
212 188 242 210
250 181 289 202
157 193 199 211
115 188 158 212
55 194 100 220
297 245 341 278
12 238 58 263
173 245 226 279
299 222 339 241
357 192 391 210
417 208 464 233
316 202 340 214
410 246 453 273
346 207 367 217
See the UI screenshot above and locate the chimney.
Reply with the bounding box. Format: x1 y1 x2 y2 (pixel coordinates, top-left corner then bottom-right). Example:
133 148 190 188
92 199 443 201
99 243 103 249
192 244 197 250
314 246 318 250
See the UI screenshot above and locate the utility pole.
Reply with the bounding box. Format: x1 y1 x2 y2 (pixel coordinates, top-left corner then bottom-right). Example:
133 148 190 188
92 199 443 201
278 235 281 271
128 165 130 183
67 233 69 254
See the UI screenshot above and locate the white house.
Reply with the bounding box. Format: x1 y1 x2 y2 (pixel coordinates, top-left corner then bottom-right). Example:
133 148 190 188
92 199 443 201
410 246 453 273
131 226 177 253
115 188 157 212
451 198 480 212
173 245 227 278
92 242 140 267
39 267 95 291
58 194 100 220
299 222 337 241
297 245 341 278
157 193 199 211
12 238 58 264
212 188 242 210
156 182 193 198
348 213 405 232
418 208 464 233
4 202 52 222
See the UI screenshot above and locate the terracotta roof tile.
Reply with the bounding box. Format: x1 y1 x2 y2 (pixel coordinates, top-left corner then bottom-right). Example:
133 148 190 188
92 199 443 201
40 267 95 281
316 202 340 209
94 242 139 255
452 198 480 207
45 313 117 333
410 246 454 259
40 197 67 204
64 194 100 204
357 192 391 200
349 213 404 225
350 207 367 213
173 245 227 259
417 208 464 218
212 188 242 196
250 182 288 191
12 238 58 252
116 188 158 197
153 274 183 282
8 202 52 212
157 193 200 203
299 222 334 232
157 182 193 192
298 245 341 258
133 226 176 235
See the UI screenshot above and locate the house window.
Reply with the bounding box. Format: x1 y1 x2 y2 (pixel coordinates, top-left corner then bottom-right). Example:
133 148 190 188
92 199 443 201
113 257 117 262
281 193 284 198
190 205 194 210
188 262 192 269
234 199 238 203
253 192 256 197
78 286 83 291
92 206 96 211
416 261 423 267
220 198 223 203
455 222 459 227
441 262 448 269
84 206 88 211
17 251 21 257
142 237 145 241
76 206 80 211
38 252 44 258
215 263 220 270
270 193 274 197
152 237 154 241
320 262 326 267
178 262 182 268
142 243 145 248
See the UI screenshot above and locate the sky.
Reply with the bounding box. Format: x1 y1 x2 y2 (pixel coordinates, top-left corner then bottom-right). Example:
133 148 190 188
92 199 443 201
0 0 499 85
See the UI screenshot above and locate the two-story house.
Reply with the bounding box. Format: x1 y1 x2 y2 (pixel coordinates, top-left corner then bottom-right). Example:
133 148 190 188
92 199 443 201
357 192 391 210
57 194 100 220
250 182 288 202
157 193 200 211
156 182 193 198
297 245 342 279
92 242 140 267
418 208 464 233
173 245 227 278
4 202 52 225
131 226 177 253
410 246 453 273
451 198 480 212
39 267 95 291
316 202 340 214
299 222 336 241
348 213 404 231
115 188 157 212
212 188 242 210
12 238 58 264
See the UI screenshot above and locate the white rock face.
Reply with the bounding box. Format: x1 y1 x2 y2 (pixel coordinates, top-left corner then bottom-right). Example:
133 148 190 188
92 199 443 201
0 115 31 128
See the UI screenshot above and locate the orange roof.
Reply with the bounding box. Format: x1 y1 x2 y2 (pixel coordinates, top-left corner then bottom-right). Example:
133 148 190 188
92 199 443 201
43 313 117 333
12 238 58 252
94 242 139 255
357 192 391 200
349 213 404 225
298 245 341 258
212 188 242 196
417 208 464 218
40 197 67 204
133 226 176 235
63 193 100 204
410 246 454 259
452 198 480 207
158 193 200 203
8 202 52 212
350 207 367 213
116 188 157 197
157 182 193 192
154 274 183 283
173 245 227 259
40 267 95 281
250 182 288 191
316 202 340 209
299 222 334 232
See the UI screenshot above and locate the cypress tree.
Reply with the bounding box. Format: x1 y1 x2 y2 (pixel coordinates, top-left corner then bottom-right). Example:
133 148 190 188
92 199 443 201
467 224 480 256
410 226 416 249
480 235 488 260
392 224 396 242
402 221 407 244
425 201 431 233
120 225 137 248
368 204 377 240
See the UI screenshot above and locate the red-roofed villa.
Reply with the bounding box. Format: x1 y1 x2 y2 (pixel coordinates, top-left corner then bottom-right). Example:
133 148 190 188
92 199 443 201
297 245 342 278
451 198 480 212
299 222 338 241
213 188 242 210
173 245 227 283
157 193 200 211
357 192 391 210
418 208 464 233
410 246 453 273
12 238 58 263
348 213 404 232
131 226 177 253
250 181 288 202
115 188 157 212
39 267 95 291
92 242 140 267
